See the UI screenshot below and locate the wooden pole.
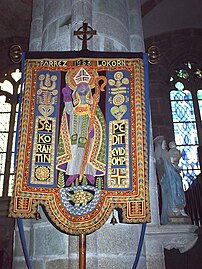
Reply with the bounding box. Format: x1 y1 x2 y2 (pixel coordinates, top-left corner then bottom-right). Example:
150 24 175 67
79 234 86 269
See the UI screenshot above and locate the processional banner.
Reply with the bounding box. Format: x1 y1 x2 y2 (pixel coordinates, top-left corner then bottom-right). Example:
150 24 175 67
9 51 150 235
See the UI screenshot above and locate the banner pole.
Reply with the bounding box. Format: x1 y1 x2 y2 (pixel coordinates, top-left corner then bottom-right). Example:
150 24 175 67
79 234 86 269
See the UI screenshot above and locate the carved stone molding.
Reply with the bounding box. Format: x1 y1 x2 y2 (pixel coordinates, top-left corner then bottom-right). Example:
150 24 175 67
144 224 198 269
145 224 198 253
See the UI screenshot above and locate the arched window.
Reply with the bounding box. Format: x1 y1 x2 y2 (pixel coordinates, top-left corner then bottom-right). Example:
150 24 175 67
170 60 202 189
0 69 21 197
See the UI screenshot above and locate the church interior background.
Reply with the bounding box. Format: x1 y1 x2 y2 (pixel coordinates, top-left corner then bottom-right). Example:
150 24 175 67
0 0 202 268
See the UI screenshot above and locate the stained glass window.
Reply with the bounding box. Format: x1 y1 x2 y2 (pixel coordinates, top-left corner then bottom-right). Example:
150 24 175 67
170 89 200 186
0 97 11 196
170 61 202 189
0 69 21 197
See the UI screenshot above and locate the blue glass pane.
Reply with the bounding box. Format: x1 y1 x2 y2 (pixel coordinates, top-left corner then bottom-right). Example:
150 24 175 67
170 90 192 101
181 169 201 184
181 171 194 185
173 122 198 145
198 100 202 119
170 90 195 124
197 89 202 99
177 145 200 185
197 90 202 122
175 82 184 91
171 101 195 122
178 145 200 168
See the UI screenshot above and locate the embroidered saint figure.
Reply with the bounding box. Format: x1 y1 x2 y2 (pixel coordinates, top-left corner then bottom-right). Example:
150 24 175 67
57 68 106 186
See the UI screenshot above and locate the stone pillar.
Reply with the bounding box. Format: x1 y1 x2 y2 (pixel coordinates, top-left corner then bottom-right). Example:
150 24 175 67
41 0 72 51
129 0 145 52
29 0 44 51
71 0 93 50
92 0 130 51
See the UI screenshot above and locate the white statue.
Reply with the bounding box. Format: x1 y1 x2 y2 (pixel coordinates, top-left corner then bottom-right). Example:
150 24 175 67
154 136 187 224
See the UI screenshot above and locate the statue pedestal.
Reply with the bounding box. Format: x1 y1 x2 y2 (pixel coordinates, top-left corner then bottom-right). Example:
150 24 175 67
169 215 192 225
145 224 198 269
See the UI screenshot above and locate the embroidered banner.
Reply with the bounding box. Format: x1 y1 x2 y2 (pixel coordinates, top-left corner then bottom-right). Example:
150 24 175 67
9 51 150 235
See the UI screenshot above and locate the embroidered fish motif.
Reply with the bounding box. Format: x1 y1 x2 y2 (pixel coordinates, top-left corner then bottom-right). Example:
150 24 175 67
67 189 93 206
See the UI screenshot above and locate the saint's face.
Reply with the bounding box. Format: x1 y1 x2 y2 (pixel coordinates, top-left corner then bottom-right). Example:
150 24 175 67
77 83 90 96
